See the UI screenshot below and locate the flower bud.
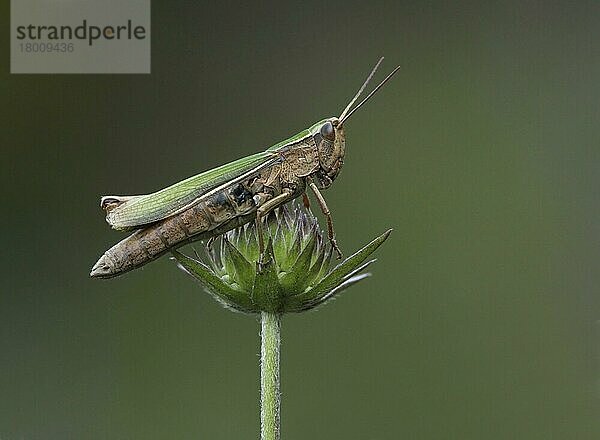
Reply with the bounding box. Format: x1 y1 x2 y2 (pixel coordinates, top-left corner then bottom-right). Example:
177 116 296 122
172 204 391 314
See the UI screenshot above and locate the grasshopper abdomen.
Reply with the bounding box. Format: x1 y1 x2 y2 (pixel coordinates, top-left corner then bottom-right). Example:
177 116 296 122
90 182 259 278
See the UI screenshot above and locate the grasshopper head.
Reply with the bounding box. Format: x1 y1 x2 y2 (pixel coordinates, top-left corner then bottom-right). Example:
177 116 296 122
311 59 400 189
311 118 346 189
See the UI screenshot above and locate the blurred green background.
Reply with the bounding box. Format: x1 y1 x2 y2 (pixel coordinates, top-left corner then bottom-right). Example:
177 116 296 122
2 1 599 439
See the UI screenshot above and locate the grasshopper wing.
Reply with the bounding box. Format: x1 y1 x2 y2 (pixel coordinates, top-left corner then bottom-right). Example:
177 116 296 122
102 151 278 230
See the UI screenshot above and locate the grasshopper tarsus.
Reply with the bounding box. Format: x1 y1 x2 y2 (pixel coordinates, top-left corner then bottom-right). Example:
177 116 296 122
256 248 272 273
331 238 343 260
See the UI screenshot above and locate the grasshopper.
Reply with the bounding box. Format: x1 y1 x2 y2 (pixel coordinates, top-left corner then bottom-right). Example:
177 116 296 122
90 58 400 279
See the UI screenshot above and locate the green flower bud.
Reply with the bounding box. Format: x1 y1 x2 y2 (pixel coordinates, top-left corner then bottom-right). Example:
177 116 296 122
172 204 391 314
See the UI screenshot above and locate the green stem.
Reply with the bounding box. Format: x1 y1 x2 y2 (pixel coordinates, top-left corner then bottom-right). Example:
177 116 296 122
260 312 281 440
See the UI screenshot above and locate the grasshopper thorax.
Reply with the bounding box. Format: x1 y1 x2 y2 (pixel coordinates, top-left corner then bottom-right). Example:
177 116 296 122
310 118 346 189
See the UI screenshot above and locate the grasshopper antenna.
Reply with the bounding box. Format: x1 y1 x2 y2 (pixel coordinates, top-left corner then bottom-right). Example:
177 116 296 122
338 57 384 122
339 63 401 125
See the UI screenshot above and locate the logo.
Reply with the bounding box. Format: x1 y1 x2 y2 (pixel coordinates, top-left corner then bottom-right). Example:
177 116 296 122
11 0 151 74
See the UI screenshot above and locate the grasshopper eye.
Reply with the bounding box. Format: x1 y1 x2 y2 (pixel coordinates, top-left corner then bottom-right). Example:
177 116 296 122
320 121 335 141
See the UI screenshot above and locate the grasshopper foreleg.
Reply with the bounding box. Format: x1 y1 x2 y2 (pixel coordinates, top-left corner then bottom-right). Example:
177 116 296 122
255 189 294 264
308 181 343 259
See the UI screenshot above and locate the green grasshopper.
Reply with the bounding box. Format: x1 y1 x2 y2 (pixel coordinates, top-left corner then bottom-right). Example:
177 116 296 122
90 58 400 279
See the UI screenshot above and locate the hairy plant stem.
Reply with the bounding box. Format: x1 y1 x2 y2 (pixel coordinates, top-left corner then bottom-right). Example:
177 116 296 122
260 312 281 440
